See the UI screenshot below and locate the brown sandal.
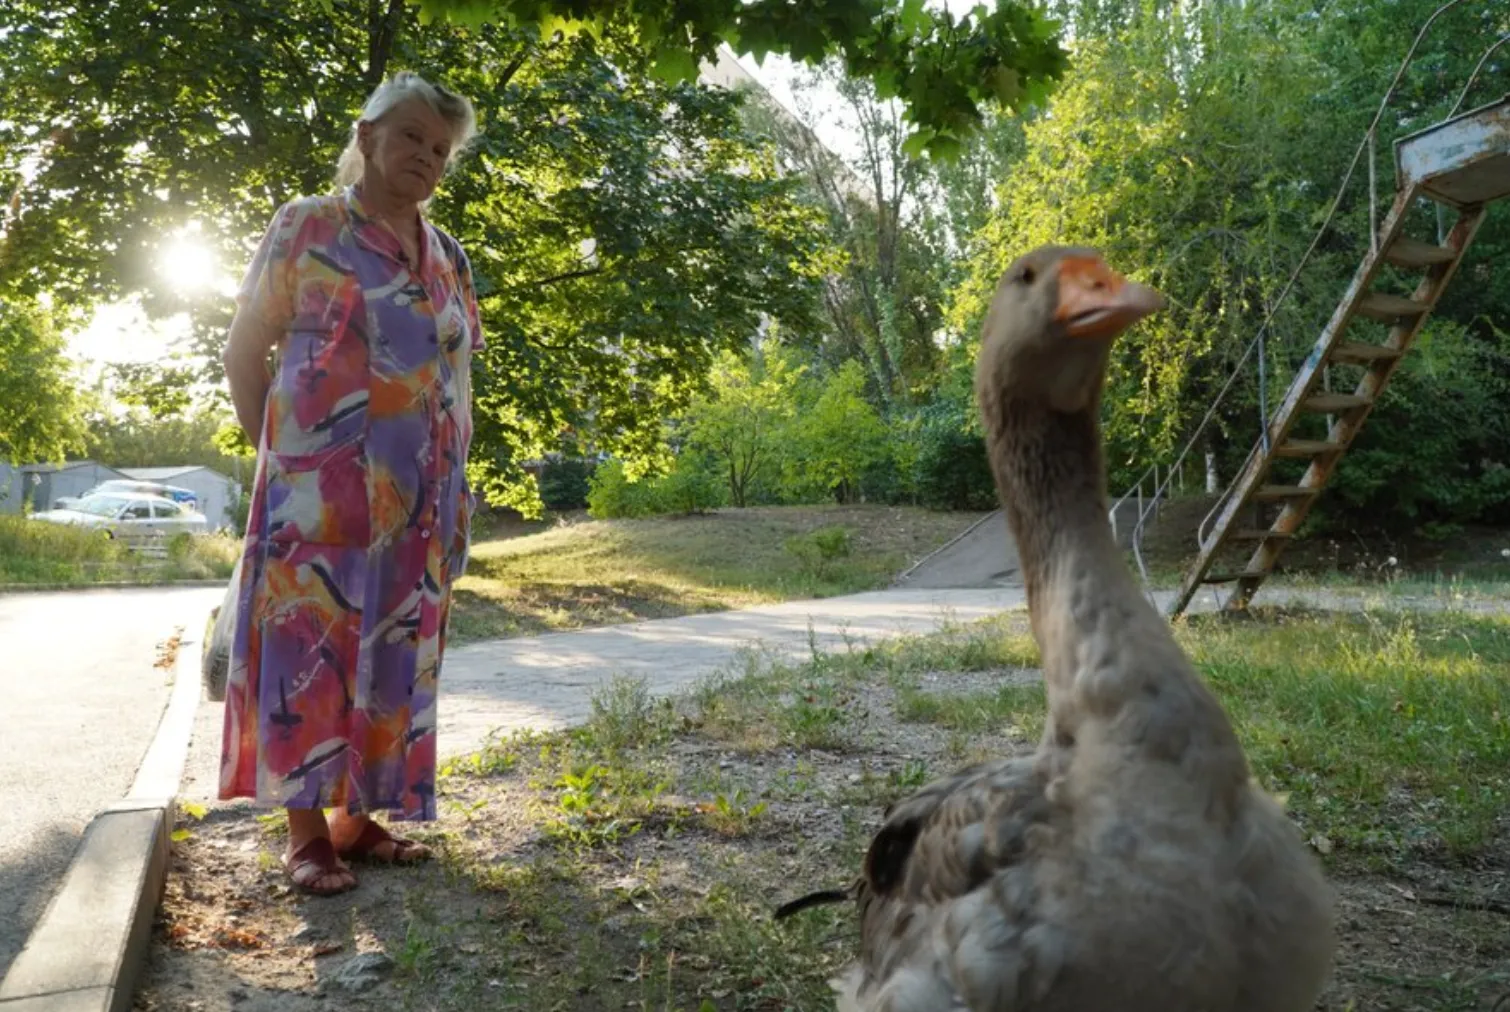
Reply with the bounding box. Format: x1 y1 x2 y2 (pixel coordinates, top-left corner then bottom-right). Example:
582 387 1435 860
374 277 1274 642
283 837 357 896
337 819 431 865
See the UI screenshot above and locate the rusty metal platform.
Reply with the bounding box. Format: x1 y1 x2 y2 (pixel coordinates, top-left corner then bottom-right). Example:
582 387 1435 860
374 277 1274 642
1394 94 1510 206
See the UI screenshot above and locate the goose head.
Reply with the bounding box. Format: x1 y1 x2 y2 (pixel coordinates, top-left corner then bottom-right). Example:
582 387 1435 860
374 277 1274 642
975 246 1165 415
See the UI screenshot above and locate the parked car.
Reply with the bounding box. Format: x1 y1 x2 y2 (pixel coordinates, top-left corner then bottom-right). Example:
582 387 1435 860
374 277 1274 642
28 492 209 544
83 479 200 510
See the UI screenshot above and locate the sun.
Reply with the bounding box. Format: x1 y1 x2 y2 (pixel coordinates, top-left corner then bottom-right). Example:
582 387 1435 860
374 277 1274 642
158 224 220 295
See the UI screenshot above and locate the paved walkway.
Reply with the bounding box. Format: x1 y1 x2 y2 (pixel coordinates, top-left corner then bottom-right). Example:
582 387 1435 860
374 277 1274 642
175 580 1506 802
0 586 224 978
437 587 1026 756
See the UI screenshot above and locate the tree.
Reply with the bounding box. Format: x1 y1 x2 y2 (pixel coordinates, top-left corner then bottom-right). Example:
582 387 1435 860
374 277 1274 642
950 0 1510 531
741 63 957 411
685 345 804 507
417 0 1071 158
949 2 1342 488
0 1 842 515
85 410 245 473
0 297 88 465
787 359 889 503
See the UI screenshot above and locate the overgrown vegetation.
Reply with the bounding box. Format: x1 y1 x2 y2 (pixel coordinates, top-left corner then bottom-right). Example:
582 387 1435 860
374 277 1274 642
144 603 1510 1011
0 516 239 586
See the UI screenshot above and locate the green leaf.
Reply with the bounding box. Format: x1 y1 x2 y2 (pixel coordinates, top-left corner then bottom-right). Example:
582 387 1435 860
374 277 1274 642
650 44 699 84
180 800 209 821
170 828 192 843
900 0 929 36
900 129 933 159
988 65 1023 106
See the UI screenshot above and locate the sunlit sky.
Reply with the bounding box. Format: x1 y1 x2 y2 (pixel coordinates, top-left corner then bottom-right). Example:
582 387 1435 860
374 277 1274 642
65 1 978 371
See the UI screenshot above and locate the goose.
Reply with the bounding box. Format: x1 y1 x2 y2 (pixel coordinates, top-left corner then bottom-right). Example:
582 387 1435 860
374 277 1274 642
778 246 1336 1011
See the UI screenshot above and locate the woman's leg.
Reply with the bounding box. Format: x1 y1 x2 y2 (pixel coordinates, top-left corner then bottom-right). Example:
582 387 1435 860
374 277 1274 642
285 807 357 893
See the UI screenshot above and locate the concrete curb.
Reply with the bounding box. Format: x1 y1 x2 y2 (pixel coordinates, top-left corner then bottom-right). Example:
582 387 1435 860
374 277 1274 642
0 602 210 1012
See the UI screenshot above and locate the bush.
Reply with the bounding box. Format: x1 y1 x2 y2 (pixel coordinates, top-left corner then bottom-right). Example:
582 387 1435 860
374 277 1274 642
0 515 126 583
655 450 725 515
0 516 239 584
585 460 660 519
784 525 853 579
915 422 997 512
539 457 597 512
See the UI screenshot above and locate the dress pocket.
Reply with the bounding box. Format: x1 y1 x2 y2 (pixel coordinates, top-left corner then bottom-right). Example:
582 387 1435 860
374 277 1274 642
264 434 372 547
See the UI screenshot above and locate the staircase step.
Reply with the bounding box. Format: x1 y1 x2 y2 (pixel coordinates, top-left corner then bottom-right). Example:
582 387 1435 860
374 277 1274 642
1254 484 1318 501
1276 439 1346 457
1357 291 1429 322
1304 392 1372 413
1329 341 1403 366
1204 569 1269 584
1384 235 1456 269
1229 528 1295 541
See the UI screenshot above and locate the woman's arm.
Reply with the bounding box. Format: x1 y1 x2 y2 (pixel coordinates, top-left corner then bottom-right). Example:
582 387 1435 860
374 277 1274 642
222 306 282 450
225 199 305 450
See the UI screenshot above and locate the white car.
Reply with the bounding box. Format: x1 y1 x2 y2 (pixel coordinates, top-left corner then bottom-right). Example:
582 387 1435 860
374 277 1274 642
29 493 209 544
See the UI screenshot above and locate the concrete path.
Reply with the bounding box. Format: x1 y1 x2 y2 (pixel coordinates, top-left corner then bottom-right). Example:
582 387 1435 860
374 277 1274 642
893 501 1161 590
0 586 224 979
172 579 1510 806
176 587 1027 801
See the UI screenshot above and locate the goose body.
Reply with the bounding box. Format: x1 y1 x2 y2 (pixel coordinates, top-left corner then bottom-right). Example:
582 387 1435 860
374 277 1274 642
795 247 1336 1012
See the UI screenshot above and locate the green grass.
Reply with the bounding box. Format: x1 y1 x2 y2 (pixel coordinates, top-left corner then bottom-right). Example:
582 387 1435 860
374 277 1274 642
150 601 1510 1012
876 606 1510 862
0 515 240 586
444 604 1510 1005
447 504 986 642
1178 607 1510 860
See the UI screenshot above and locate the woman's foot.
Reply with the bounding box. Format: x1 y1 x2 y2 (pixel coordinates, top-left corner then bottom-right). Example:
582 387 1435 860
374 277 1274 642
331 811 431 864
283 837 358 895
284 808 357 895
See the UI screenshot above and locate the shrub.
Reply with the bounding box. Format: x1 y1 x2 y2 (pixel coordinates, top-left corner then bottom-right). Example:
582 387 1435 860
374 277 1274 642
585 460 659 519
539 457 597 512
654 450 725 515
784 524 853 579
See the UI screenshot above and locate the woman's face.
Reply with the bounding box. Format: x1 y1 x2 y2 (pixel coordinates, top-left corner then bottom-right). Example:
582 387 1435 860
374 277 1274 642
359 98 454 204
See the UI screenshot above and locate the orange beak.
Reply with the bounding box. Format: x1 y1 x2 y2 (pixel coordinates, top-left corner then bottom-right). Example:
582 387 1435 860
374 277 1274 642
1054 256 1165 339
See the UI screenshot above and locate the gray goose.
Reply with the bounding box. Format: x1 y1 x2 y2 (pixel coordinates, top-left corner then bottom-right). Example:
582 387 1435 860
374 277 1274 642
778 246 1336 1011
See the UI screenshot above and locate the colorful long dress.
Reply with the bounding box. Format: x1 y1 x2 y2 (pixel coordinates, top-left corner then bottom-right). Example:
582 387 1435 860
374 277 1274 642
219 184 483 822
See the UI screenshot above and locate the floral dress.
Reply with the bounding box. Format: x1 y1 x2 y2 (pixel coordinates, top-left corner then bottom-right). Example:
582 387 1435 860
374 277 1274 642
219 184 483 822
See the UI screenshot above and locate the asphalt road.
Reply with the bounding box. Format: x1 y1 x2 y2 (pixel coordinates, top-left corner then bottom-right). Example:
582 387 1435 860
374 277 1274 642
0 585 224 979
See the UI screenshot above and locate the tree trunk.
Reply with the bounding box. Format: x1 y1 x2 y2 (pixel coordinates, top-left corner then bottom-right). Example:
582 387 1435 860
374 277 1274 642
365 0 406 92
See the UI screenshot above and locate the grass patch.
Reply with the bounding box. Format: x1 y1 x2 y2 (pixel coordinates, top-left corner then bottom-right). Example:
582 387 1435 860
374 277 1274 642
893 682 1047 737
0 515 240 586
1176 607 1510 861
446 504 987 643
142 602 1510 1012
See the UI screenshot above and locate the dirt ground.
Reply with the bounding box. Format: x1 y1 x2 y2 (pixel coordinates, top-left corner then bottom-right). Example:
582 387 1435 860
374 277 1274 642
134 626 1510 1012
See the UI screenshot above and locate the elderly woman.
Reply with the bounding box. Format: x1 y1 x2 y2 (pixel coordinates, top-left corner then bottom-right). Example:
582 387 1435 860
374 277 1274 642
220 72 484 895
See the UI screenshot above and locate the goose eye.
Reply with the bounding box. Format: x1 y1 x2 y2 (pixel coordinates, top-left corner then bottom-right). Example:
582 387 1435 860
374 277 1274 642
1017 266 1036 285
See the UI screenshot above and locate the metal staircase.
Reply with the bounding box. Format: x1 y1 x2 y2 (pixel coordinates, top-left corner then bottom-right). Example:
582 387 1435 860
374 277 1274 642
1166 92 1510 618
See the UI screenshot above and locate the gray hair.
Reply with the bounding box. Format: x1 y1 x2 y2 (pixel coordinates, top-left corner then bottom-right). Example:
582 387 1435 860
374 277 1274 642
333 71 478 191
